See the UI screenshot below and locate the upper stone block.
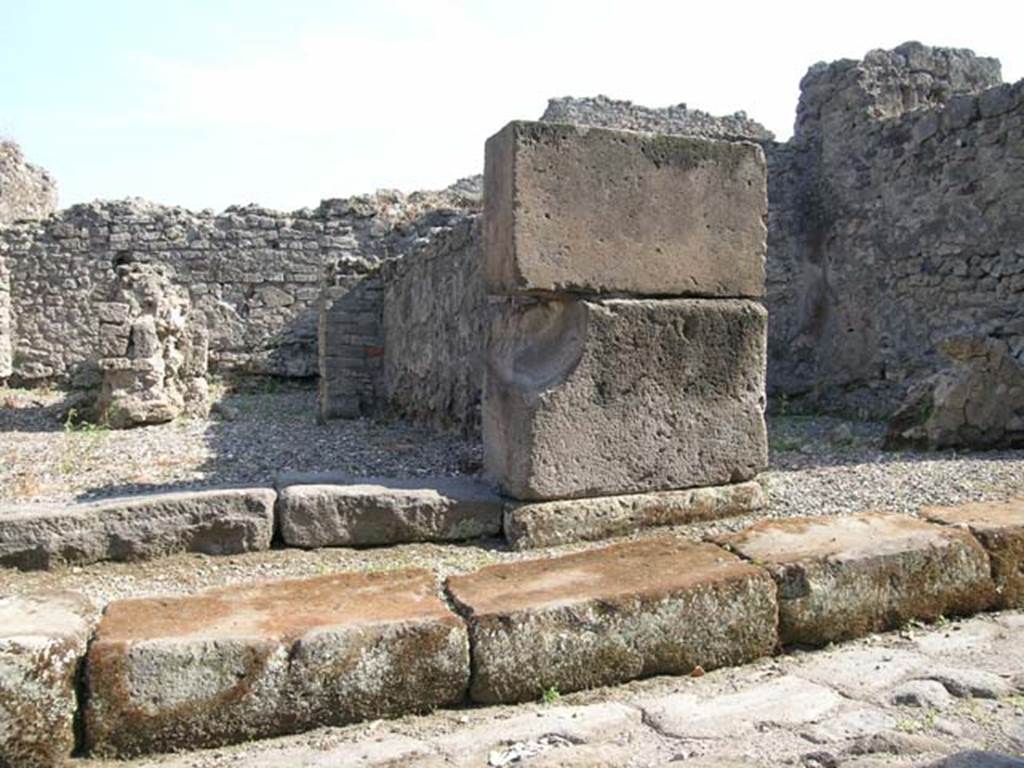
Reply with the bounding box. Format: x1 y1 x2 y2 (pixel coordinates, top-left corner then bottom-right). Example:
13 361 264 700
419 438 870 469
483 121 767 297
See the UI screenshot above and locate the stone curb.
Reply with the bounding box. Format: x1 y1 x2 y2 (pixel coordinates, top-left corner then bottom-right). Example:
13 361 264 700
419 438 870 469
0 503 1018 764
276 475 503 548
0 487 276 570
504 480 766 549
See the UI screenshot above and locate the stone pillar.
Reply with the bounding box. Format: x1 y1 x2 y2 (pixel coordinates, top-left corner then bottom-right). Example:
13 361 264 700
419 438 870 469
95 263 209 428
482 121 769 503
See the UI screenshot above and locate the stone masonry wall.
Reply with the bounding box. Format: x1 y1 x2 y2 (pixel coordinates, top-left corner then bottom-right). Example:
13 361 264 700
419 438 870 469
0 140 57 226
766 42 1024 416
379 212 488 433
0 185 478 387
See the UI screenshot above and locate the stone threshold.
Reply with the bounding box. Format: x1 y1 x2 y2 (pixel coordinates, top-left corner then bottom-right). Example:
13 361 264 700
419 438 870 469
1 499 1021 764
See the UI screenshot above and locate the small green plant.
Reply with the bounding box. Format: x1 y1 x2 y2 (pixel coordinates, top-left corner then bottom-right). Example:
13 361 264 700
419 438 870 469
541 686 561 705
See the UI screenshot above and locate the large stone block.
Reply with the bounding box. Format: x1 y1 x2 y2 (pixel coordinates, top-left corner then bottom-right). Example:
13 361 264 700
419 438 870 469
446 538 777 704
715 513 997 647
85 569 470 757
484 297 768 500
923 498 1024 608
277 476 503 547
0 591 98 768
483 120 766 297
504 480 765 549
0 487 276 570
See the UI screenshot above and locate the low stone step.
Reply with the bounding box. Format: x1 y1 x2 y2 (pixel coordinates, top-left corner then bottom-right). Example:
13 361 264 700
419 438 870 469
0 487 276 570
504 480 765 549
923 498 1024 608
276 476 503 548
715 512 997 647
84 569 470 757
0 591 98 768
445 537 777 704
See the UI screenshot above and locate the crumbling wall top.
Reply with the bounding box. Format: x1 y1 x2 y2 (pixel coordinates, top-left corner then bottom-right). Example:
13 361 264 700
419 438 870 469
0 139 57 225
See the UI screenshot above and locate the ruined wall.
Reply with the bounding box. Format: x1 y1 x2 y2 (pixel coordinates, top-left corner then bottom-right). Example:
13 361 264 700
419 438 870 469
0 139 57 380
0 140 57 226
0 185 478 387
766 42 1023 416
379 212 488 432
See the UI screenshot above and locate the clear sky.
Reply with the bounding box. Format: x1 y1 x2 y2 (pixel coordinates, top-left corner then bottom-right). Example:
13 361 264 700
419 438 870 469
2 0 1021 211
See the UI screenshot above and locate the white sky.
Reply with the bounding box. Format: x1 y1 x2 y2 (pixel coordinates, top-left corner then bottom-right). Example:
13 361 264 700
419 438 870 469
2 0 1021 211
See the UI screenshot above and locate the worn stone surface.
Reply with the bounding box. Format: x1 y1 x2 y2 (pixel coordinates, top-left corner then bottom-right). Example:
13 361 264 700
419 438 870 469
504 480 766 549
0 487 276 570
484 120 766 298
716 512 997 646
277 476 503 547
923 498 1024 608
0 591 97 768
85 569 469 757
446 537 777 704
639 674 844 739
484 297 768 500
94 262 209 428
885 336 1024 450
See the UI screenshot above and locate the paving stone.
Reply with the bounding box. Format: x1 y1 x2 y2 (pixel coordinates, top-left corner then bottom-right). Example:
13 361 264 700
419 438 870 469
0 487 276 570
432 702 640 764
891 680 956 710
923 498 1024 608
484 297 768 500
0 591 98 768
277 476 503 548
716 513 997 646
639 674 843 739
504 480 765 549
483 120 766 297
446 537 777 704
85 569 470 757
927 753 1024 768
800 703 896 744
915 667 1014 699
789 646 932 700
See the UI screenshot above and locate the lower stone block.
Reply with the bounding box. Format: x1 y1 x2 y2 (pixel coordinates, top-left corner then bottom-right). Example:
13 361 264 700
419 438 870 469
446 538 777 704
483 298 768 501
715 513 997 647
0 591 98 768
504 480 766 549
923 498 1024 608
277 476 503 547
0 487 276 570
85 570 470 757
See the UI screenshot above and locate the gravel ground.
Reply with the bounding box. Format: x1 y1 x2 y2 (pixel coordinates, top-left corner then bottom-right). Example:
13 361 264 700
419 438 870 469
1 382 1023 607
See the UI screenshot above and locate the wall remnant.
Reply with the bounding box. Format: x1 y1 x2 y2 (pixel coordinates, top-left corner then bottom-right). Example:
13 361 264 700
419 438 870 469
94 262 209 428
0 139 57 226
765 42 1023 417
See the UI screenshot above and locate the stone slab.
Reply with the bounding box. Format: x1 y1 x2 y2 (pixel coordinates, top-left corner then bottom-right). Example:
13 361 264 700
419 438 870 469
484 297 768 500
715 513 997 647
504 480 765 549
483 120 766 297
922 498 1024 608
0 487 276 570
0 591 98 768
84 569 470 757
445 537 777 704
277 476 503 548
639 674 843 739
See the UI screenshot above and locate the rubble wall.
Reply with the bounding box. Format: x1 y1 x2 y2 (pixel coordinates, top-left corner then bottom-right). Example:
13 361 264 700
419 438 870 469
766 43 1024 416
